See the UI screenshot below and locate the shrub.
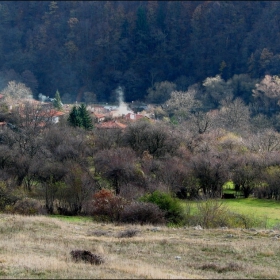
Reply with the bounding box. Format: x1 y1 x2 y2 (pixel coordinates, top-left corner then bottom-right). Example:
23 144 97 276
70 250 104 265
193 199 230 228
140 191 186 225
119 201 166 225
89 189 128 222
0 182 18 211
9 198 46 215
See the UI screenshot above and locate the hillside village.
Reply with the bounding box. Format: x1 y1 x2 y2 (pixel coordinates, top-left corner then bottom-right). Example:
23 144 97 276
87 103 152 129
0 90 154 130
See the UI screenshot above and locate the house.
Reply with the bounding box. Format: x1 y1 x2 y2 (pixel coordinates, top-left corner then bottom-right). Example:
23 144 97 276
96 120 127 129
93 113 106 123
125 112 147 121
47 109 65 124
15 101 65 126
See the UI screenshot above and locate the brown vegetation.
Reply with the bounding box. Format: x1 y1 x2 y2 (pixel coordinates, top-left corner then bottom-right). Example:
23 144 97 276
0 214 279 279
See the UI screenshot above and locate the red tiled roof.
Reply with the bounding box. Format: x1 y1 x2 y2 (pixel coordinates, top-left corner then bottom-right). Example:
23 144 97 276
125 113 146 120
37 109 65 117
93 113 106 118
50 110 65 117
96 120 127 129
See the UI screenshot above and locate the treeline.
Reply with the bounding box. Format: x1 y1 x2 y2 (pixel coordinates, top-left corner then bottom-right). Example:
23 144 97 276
0 1 280 103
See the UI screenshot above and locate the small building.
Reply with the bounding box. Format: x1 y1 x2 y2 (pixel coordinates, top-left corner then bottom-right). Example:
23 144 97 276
96 120 127 129
48 110 65 123
125 112 147 121
93 113 106 123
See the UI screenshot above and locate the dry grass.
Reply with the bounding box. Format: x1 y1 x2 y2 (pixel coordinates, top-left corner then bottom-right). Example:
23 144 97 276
0 214 279 279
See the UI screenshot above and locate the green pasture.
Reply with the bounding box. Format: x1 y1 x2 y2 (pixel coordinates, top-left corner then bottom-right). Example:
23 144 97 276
183 198 280 228
48 215 92 223
222 198 280 228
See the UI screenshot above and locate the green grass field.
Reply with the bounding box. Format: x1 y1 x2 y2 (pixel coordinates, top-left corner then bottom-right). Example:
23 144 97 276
48 214 92 223
222 198 280 228
183 198 280 229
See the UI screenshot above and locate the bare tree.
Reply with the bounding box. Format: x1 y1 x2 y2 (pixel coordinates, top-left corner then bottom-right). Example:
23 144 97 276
56 161 96 215
1 81 33 106
165 85 200 122
218 97 251 132
246 129 280 153
202 75 233 107
123 120 179 158
93 127 123 150
188 111 214 134
229 153 262 198
190 150 229 198
252 75 280 114
94 147 139 195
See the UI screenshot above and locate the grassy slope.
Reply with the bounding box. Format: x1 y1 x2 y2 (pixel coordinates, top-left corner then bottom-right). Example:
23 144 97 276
0 214 280 279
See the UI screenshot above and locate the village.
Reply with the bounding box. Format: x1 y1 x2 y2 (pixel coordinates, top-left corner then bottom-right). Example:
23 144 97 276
0 91 154 131
85 102 153 129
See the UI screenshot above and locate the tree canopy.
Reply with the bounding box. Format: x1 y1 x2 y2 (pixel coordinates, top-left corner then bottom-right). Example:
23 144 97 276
67 104 93 130
0 1 278 104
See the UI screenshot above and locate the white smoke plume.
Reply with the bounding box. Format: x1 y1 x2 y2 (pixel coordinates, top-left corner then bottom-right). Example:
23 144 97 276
38 93 48 102
115 86 133 115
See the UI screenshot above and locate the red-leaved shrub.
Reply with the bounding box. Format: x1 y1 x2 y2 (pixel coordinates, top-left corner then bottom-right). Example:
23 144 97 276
89 189 128 222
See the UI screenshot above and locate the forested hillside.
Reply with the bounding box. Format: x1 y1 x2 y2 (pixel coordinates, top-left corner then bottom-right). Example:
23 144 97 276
0 1 279 104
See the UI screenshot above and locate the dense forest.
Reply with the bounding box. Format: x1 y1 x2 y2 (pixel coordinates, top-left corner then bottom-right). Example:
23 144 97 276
0 1 280 104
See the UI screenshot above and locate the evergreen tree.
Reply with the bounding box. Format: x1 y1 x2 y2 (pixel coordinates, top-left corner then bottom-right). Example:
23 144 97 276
53 90 63 110
67 105 82 128
67 104 93 130
78 103 93 130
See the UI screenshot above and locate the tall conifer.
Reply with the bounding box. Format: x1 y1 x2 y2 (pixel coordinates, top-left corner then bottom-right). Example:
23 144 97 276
53 90 63 110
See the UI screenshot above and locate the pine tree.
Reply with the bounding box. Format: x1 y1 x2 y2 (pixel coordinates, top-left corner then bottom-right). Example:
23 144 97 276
53 89 63 110
67 104 93 130
67 105 82 127
78 103 93 130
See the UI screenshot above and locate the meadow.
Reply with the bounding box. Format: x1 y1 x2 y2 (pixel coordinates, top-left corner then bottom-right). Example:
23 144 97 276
222 198 280 228
183 198 280 229
0 213 280 279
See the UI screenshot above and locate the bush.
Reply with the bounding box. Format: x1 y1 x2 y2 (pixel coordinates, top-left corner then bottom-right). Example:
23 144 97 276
119 201 166 225
0 182 18 211
88 189 128 222
192 199 230 228
9 198 46 215
140 191 186 225
70 250 104 265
